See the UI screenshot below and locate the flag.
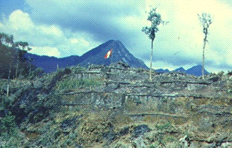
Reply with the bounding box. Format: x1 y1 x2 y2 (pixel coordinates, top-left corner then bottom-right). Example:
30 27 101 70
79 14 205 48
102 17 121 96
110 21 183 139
104 49 112 59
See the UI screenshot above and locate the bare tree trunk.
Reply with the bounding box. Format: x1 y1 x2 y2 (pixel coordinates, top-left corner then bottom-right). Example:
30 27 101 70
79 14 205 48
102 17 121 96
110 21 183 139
29 63 32 77
202 36 207 79
150 40 154 81
202 46 205 79
15 52 19 79
7 63 11 97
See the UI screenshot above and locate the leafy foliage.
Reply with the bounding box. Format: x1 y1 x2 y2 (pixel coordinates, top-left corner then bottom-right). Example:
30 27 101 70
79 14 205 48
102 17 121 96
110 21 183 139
142 8 167 80
198 13 212 34
142 8 168 41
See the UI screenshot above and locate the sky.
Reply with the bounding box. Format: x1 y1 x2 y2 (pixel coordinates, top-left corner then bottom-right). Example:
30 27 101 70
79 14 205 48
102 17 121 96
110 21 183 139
0 0 232 73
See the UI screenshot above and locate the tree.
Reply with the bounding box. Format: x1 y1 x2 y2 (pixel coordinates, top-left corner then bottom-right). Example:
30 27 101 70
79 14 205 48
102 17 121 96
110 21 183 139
0 32 34 79
198 13 212 79
0 33 14 47
14 41 30 78
0 33 14 97
142 8 167 80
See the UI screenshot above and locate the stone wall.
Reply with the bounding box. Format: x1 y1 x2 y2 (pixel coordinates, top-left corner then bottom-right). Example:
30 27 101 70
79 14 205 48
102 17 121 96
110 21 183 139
54 63 232 147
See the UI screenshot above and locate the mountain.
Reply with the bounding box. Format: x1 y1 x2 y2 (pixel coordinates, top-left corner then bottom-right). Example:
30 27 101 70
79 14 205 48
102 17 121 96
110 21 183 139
155 65 209 76
156 68 170 73
185 65 209 76
26 40 148 72
78 40 147 68
25 40 209 76
25 54 80 73
174 67 185 73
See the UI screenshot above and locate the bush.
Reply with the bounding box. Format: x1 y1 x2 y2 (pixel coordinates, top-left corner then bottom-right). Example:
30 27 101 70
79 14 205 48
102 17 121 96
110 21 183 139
0 112 17 135
0 111 28 147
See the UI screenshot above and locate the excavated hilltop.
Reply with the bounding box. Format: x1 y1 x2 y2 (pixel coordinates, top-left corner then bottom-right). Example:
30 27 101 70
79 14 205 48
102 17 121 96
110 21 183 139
0 62 232 147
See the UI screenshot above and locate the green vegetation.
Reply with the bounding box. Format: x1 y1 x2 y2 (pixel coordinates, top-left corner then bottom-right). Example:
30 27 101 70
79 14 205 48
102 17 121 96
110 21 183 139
156 122 172 131
0 112 27 147
55 78 103 91
0 112 17 135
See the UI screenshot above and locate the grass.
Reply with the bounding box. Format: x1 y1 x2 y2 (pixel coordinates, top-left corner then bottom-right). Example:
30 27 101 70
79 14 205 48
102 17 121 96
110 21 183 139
55 78 103 91
156 122 172 131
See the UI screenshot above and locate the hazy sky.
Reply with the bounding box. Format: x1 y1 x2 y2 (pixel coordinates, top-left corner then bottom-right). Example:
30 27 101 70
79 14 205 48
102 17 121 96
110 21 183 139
0 0 232 72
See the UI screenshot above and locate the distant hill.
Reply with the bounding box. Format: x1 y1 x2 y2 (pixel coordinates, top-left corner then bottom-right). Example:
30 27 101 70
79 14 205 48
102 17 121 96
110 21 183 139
25 40 210 76
78 40 147 68
155 65 209 76
156 68 170 73
25 40 148 72
185 65 209 76
174 67 185 73
25 54 80 73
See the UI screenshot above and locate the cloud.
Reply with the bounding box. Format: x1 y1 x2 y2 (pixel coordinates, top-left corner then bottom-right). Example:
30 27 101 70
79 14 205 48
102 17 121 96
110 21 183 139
140 0 232 72
1 0 232 72
0 9 99 57
31 46 60 57
25 0 146 42
0 22 3 28
8 10 34 31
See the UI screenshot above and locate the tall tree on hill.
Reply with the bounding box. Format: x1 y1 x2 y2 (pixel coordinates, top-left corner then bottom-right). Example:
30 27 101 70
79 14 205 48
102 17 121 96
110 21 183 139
0 32 33 79
0 33 14 46
198 13 212 79
14 41 30 78
142 8 167 80
0 33 14 97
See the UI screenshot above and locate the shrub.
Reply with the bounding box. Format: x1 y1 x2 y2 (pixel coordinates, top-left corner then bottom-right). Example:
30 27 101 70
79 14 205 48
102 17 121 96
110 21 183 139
0 111 27 147
0 112 17 135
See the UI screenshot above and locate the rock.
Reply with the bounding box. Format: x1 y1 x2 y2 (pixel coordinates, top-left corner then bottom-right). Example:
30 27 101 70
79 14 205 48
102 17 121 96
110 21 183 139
179 135 190 147
208 75 220 82
131 125 151 138
132 136 147 148
119 126 130 136
221 142 232 147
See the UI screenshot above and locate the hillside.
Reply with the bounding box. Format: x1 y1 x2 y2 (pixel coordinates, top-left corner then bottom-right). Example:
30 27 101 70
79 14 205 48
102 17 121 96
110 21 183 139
0 63 231 147
25 54 81 73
